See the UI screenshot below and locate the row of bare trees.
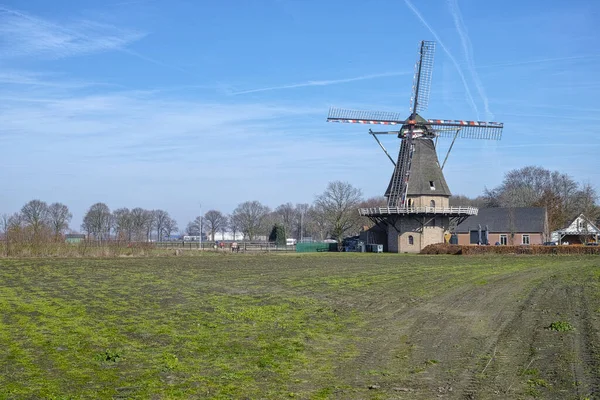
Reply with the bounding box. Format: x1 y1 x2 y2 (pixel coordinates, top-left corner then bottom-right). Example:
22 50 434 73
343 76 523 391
81 203 178 242
184 181 385 242
1 200 72 242
1 180 378 246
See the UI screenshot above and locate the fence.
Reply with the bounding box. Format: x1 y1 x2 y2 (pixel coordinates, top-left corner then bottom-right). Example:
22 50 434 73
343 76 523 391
153 241 296 252
0 239 298 257
295 242 338 253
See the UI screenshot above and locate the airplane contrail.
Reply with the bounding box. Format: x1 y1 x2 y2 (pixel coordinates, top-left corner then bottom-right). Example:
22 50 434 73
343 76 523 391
231 71 411 95
403 0 480 119
447 0 493 120
476 54 600 69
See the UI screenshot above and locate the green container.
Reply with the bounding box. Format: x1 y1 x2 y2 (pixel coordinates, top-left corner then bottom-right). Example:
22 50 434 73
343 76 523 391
295 242 338 253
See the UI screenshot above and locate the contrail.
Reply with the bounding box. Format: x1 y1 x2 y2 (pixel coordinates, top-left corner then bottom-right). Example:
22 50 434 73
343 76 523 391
447 0 493 120
477 54 600 69
231 71 411 95
403 0 479 118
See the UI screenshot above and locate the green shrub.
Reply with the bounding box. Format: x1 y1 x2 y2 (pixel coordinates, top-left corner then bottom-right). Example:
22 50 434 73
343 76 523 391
547 321 574 332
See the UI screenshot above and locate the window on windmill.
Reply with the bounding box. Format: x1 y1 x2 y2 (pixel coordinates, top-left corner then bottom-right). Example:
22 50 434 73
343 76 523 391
408 235 414 245
429 181 435 190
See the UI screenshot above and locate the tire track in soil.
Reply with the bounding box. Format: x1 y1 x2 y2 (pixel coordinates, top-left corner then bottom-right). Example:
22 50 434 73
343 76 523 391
460 278 553 399
464 280 600 399
418 272 552 400
335 268 551 399
564 285 600 399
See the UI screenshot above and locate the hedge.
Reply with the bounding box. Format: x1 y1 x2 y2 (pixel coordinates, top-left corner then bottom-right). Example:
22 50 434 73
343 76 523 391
421 244 600 255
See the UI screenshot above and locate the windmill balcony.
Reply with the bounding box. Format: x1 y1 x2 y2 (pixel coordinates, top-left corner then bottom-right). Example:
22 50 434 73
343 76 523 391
359 206 478 217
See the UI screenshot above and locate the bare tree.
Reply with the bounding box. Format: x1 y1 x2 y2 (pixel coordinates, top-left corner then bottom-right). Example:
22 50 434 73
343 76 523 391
48 202 72 238
449 194 487 207
357 196 387 229
232 201 270 240
186 216 204 237
229 213 240 240
274 203 296 237
573 183 599 222
129 208 154 241
204 210 227 241
7 212 23 230
153 210 171 242
294 203 310 240
113 208 133 240
143 210 155 241
0 213 9 237
483 166 598 230
307 205 328 241
21 199 50 235
186 221 198 236
314 181 363 242
162 216 178 240
82 203 112 241
220 215 229 240
0 213 9 255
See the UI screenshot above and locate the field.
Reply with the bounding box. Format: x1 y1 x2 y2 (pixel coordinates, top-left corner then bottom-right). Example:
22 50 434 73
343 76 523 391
1 254 600 399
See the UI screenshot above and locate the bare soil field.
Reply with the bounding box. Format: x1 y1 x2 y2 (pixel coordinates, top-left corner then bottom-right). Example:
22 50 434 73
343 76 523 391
1 254 599 399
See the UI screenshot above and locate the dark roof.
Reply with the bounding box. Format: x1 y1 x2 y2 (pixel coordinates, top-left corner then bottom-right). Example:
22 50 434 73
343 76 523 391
455 207 547 233
384 138 451 199
406 138 451 196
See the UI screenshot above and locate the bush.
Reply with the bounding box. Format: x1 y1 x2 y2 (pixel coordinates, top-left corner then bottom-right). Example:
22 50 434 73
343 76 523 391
420 244 600 256
0 239 157 258
268 224 287 246
421 244 462 255
462 245 600 255
547 321 574 332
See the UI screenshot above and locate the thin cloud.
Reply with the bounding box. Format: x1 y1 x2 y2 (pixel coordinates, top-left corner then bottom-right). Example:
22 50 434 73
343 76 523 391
0 6 186 73
0 69 120 89
0 6 145 59
447 0 493 120
231 71 410 95
403 0 480 118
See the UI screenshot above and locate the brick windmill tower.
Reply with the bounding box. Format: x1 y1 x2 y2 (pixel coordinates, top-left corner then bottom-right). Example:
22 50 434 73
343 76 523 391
327 40 504 253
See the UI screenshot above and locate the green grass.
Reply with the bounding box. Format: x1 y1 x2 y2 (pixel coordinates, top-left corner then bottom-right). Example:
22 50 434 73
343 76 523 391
547 320 575 332
0 253 599 398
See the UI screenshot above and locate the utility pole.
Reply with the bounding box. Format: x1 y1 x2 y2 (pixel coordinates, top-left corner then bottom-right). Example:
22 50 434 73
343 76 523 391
199 203 202 250
300 211 303 243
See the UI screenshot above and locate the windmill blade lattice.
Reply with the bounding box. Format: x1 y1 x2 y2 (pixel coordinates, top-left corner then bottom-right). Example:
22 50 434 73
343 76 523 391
429 120 503 140
327 107 406 125
410 41 435 114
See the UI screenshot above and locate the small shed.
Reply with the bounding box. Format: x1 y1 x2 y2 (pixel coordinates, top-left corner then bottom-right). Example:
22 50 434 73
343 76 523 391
551 214 600 245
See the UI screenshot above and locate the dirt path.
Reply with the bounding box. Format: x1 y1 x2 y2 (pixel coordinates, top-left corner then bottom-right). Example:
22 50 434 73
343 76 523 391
332 266 600 399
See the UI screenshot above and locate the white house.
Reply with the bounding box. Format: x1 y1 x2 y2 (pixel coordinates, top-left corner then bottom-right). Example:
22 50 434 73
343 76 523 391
551 214 600 244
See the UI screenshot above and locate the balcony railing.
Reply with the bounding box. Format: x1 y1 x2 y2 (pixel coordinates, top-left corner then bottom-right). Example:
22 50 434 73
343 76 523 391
359 206 478 216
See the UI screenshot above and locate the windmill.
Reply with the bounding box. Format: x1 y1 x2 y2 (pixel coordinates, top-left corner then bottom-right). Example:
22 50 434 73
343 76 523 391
327 40 503 209
327 40 504 252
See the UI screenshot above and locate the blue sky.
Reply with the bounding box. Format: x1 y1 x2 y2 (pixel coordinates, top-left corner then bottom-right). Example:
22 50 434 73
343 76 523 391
1 0 599 230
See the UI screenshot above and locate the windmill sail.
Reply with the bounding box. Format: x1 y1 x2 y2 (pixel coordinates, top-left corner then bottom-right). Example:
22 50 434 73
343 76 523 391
410 41 435 115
